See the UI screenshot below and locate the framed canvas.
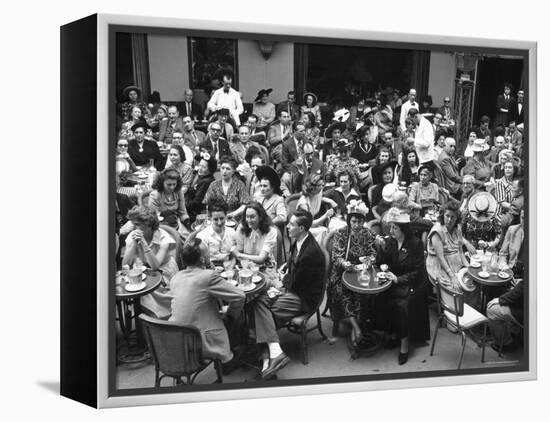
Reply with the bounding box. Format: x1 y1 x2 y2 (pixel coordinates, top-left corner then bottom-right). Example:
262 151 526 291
60 13 537 408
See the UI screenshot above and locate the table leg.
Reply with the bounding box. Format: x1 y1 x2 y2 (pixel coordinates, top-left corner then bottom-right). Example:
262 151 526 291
117 298 151 364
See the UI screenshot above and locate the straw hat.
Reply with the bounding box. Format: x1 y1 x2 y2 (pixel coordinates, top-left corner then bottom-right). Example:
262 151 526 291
385 207 411 224
333 108 351 123
123 85 141 99
303 92 318 104
472 138 490 153
457 267 476 292
382 183 398 203
468 192 497 222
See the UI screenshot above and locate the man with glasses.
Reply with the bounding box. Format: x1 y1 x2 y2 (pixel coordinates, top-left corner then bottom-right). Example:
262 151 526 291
382 129 405 165
207 73 244 126
281 142 326 196
436 96 454 123
159 105 184 145
128 122 164 170
437 137 462 199
199 122 230 162
181 116 206 150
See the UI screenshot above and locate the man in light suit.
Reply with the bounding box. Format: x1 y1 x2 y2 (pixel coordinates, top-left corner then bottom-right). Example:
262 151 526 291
267 110 293 166
437 137 462 199
169 236 245 365
181 115 206 150
251 210 325 379
158 105 184 144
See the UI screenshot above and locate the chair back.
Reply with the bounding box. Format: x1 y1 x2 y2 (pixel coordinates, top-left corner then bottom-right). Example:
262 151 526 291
367 184 376 205
323 229 338 278
285 193 302 221
139 314 206 377
160 224 184 269
435 281 464 328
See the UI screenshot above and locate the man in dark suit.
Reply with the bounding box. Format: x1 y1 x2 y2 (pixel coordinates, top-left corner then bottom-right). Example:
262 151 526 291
251 210 325 379
280 120 306 173
381 129 406 164
158 105 184 144
281 141 326 195
179 89 203 120
198 121 231 162
495 83 514 127
276 91 300 122
436 96 454 123
508 89 524 125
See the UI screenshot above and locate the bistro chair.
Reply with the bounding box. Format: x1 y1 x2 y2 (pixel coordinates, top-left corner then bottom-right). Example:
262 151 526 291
282 246 329 364
139 314 223 386
430 280 489 369
321 229 337 321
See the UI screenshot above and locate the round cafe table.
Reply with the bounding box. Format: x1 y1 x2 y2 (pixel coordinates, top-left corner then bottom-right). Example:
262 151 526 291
115 269 162 364
341 270 393 359
467 266 513 312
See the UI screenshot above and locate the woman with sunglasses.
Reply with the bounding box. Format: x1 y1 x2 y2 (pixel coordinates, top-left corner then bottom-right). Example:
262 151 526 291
115 137 137 175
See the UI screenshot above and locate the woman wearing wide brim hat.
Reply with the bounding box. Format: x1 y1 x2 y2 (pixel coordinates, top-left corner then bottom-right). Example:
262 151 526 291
468 191 497 223
254 165 286 225
252 88 276 126
324 121 347 139
120 85 151 124
254 88 273 103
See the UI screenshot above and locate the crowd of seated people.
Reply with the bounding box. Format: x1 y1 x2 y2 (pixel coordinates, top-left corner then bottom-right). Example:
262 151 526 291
115 76 527 379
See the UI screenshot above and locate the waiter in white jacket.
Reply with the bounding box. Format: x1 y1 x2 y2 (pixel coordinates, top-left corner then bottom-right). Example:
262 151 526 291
207 74 244 126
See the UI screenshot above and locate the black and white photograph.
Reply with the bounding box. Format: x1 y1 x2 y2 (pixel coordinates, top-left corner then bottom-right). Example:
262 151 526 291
107 19 532 398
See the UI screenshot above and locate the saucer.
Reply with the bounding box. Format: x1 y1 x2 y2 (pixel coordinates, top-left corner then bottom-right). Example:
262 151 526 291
238 283 255 292
252 275 262 284
478 271 490 278
469 261 481 268
498 271 510 279
125 281 147 292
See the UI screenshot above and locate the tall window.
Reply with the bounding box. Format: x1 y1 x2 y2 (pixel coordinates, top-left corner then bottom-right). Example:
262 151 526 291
188 37 238 95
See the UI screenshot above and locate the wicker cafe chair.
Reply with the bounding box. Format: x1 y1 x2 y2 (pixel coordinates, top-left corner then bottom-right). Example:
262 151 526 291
430 280 488 369
283 246 329 365
139 314 223 386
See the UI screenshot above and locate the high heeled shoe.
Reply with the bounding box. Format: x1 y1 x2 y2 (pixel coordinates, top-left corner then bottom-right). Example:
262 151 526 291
398 352 409 365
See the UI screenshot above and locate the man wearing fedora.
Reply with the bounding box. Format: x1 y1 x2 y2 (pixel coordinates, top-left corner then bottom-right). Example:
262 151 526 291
207 73 244 126
158 105 184 145
252 88 276 127
199 121 231 162
276 91 300 122
399 88 419 131
268 110 293 167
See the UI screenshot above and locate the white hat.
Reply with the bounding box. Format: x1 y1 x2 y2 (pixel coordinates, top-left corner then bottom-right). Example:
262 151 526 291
472 138 490 152
457 267 476 292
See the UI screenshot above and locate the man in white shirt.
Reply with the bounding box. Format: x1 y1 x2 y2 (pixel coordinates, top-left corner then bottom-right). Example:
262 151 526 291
409 108 434 164
399 88 419 130
207 74 244 126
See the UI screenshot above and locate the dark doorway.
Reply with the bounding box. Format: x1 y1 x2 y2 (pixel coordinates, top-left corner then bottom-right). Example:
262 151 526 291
304 44 418 107
474 57 524 125
115 33 134 102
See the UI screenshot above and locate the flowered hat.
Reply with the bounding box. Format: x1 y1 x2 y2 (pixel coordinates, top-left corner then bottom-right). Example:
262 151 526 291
346 199 369 218
385 207 411 224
